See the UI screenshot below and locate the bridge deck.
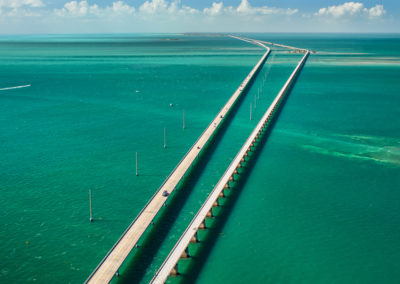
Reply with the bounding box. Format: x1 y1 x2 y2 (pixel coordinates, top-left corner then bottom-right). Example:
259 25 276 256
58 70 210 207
85 38 270 284
150 39 309 284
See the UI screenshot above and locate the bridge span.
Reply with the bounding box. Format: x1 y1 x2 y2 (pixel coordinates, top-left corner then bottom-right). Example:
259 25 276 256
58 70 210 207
238 35 309 53
85 37 270 284
151 39 310 284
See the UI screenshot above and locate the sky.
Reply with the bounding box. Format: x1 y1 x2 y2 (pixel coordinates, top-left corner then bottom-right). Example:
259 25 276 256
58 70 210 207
0 0 398 34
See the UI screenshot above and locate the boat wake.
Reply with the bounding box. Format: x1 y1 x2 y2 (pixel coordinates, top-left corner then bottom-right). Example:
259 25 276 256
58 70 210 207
0 84 31 91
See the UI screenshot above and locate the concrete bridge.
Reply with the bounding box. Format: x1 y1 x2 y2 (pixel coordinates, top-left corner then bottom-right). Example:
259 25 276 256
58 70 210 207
150 38 310 284
85 37 271 284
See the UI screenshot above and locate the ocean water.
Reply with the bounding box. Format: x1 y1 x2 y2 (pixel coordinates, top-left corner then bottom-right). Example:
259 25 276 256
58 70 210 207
117 40 302 284
1 34 399 284
182 34 400 284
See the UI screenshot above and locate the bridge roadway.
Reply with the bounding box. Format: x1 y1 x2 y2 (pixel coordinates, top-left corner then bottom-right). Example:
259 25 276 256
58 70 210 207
238 35 309 53
150 41 310 284
85 38 270 284
259 39 308 53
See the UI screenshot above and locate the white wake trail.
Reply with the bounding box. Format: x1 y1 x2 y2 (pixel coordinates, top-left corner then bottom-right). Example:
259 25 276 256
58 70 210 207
0 84 31 91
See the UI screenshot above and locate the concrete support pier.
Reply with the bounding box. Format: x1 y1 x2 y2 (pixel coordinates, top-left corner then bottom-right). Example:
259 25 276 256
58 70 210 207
85 37 270 284
150 40 309 284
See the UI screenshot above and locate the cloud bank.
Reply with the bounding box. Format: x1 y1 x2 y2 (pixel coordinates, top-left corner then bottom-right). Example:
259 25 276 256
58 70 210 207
315 2 386 19
54 0 135 17
0 0 393 33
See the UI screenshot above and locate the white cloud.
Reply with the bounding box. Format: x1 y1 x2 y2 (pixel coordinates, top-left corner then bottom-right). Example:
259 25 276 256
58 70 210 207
203 0 298 17
235 0 298 15
0 0 45 8
317 2 363 17
112 1 135 14
139 0 168 14
0 0 393 33
0 0 44 16
316 2 386 18
367 5 385 18
236 0 251 14
55 0 134 17
203 2 223 16
138 0 198 15
64 1 89 16
179 5 198 15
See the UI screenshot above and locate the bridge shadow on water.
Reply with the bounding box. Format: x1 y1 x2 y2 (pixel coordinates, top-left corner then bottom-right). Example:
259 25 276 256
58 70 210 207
116 59 267 284
175 112 279 284
171 61 307 284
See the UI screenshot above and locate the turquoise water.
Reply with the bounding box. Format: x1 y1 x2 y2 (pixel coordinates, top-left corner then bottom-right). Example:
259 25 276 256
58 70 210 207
117 43 302 284
184 34 400 284
1 34 399 283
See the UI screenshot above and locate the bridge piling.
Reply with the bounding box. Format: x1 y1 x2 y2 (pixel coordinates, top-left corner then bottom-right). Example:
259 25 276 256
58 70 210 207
199 221 207 229
150 37 310 284
170 265 179 276
86 35 272 284
190 233 199 243
181 247 190 258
